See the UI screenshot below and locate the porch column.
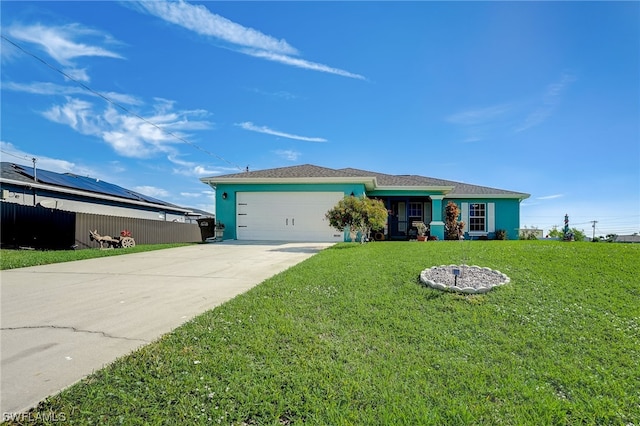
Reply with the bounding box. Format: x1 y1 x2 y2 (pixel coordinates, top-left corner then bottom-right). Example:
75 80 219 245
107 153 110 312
429 195 445 240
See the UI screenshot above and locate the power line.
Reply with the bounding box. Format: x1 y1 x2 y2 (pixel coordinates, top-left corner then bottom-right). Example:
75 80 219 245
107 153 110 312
0 149 33 162
1 34 243 172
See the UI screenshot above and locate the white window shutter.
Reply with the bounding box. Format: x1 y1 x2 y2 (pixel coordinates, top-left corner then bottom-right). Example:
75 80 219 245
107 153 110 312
461 202 469 225
488 202 495 232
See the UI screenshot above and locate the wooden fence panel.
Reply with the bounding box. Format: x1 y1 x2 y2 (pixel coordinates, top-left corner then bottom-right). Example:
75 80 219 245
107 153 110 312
75 213 202 249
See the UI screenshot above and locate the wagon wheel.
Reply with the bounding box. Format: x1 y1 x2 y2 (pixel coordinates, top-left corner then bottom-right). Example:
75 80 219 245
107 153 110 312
120 237 136 248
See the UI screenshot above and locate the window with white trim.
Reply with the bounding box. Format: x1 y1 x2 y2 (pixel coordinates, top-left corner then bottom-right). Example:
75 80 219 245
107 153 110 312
469 203 486 232
408 202 423 218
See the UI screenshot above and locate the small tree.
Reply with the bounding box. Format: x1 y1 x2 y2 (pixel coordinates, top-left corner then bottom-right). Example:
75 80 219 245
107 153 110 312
605 233 618 243
325 195 387 243
359 197 388 242
548 225 586 242
444 201 465 240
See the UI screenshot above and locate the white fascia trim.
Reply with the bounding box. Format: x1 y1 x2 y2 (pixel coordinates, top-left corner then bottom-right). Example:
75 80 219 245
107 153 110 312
1 178 192 214
374 185 454 193
200 176 378 190
446 193 530 200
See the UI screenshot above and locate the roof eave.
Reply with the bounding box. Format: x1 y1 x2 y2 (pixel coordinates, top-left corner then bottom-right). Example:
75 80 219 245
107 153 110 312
372 185 455 193
446 193 531 200
1 177 193 213
200 176 378 190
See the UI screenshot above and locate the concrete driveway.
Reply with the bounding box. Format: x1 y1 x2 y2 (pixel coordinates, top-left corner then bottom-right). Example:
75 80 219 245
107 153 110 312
0 241 333 415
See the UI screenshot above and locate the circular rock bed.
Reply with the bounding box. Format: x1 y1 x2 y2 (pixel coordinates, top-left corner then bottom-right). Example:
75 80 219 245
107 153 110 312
420 265 510 294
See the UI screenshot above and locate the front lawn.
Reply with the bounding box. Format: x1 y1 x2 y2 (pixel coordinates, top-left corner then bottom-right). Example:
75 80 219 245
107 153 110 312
0 243 194 270
20 241 640 425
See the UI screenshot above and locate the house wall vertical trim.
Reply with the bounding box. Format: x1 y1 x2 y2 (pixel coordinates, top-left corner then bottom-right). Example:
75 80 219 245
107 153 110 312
488 202 495 233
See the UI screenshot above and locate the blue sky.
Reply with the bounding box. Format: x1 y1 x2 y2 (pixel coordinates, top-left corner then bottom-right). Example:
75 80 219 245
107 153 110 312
2 1 638 236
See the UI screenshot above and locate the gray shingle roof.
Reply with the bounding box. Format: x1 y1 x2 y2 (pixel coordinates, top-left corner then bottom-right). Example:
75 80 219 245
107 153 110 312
212 164 360 179
1 162 32 183
206 164 529 198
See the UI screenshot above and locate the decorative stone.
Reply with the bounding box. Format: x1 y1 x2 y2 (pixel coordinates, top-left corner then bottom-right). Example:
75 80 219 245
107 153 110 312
419 264 510 294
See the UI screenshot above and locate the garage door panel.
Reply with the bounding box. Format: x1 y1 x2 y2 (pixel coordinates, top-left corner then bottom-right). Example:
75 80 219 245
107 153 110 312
236 192 344 242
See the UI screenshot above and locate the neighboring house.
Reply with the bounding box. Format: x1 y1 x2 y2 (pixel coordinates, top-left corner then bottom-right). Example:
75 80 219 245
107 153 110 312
1 162 200 222
1 162 211 249
614 235 640 243
200 164 529 242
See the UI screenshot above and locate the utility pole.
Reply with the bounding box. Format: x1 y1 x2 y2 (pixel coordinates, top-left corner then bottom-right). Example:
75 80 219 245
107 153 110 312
32 157 37 182
591 220 598 240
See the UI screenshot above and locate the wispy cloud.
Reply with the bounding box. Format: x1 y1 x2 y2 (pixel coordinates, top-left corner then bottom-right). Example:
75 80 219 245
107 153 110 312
246 87 299 101
135 0 297 55
275 149 302 161
180 191 203 198
168 155 225 176
516 73 575 132
6 23 124 82
4 81 142 105
134 0 364 80
237 122 327 142
446 73 576 141
133 185 169 198
241 49 366 80
537 194 564 200
445 103 514 143
1 140 99 177
41 97 213 158
446 104 512 126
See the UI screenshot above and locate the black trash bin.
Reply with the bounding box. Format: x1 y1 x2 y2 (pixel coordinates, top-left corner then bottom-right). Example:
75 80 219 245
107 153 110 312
196 218 215 241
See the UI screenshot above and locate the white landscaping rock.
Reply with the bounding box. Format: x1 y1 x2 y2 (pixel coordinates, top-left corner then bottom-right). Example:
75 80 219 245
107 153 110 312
419 265 510 294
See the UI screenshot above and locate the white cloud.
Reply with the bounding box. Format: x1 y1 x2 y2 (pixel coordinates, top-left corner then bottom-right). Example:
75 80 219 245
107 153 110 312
237 122 327 142
275 149 301 161
168 155 225 176
43 97 103 134
134 0 364 80
6 23 124 81
62 67 90 83
537 194 564 200
136 0 297 55
0 140 97 176
133 185 169 198
41 97 213 158
180 192 202 198
241 49 366 80
3 81 143 105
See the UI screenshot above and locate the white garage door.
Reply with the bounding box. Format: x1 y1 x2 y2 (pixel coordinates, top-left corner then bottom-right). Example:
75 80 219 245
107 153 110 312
236 192 345 242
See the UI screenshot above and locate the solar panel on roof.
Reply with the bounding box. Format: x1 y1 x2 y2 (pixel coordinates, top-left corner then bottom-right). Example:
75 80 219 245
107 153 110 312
13 164 173 206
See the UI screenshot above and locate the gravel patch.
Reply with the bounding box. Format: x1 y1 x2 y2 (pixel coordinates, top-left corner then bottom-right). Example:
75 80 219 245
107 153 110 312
420 265 510 294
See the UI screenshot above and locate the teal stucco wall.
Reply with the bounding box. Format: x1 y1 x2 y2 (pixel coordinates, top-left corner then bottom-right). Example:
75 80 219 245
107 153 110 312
444 198 522 240
210 181 523 241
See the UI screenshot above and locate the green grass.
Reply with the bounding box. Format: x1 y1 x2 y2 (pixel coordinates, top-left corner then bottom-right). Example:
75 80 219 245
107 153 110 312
0 243 194 270
13 241 640 425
